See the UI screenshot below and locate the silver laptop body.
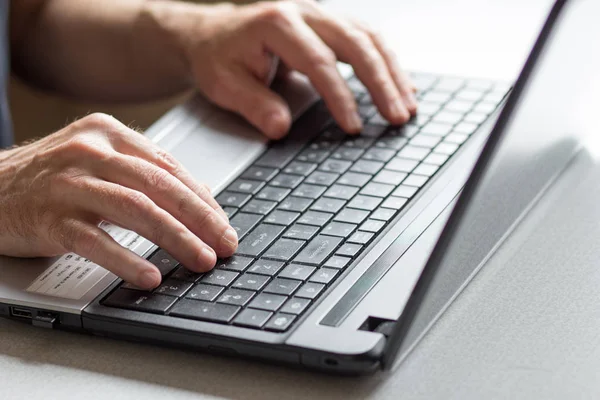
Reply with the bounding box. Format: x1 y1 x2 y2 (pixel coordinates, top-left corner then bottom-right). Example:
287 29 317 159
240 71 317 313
0 0 596 375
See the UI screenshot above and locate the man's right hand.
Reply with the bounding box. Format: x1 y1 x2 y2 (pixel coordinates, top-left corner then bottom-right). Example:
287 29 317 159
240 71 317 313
0 113 238 289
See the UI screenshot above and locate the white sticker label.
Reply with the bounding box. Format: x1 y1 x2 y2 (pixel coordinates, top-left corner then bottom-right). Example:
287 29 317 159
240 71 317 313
26 222 143 300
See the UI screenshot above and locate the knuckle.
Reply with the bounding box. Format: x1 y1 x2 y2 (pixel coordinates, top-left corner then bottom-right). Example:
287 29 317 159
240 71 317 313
76 229 104 258
63 136 110 161
155 148 180 175
308 48 337 69
121 190 152 217
81 112 118 129
257 2 296 28
145 168 174 193
196 203 219 229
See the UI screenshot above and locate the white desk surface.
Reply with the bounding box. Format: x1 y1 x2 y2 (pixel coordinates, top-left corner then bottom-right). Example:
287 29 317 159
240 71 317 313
4 1 600 399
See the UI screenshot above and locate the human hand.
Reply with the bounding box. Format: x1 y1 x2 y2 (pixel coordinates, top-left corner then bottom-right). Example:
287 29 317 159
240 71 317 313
0 114 237 289
159 0 417 139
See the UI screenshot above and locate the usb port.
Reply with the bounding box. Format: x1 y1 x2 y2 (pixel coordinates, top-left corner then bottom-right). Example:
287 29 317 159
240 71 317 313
10 306 33 320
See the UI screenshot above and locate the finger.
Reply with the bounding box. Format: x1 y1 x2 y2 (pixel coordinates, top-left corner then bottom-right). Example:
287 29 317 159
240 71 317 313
298 5 409 124
94 153 238 257
65 178 218 273
256 5 362 133
353 20 418 114
103 123 230 222
206 66 292 139
50 219 162 289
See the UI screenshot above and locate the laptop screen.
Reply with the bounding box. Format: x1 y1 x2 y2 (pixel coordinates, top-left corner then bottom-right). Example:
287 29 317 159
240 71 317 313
383 0 600 369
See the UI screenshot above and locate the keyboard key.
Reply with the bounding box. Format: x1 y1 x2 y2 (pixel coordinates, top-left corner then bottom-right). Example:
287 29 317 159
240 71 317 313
295 282 325 299
148 249 179 276
332 147 364 161
264 210 300 225
186 284 224 301
463 112 488 125
270 173 303 189
222 207 238 219
445 132 469 145
232 273 270 291
348 231 374 245
410 134 442 149
419 122 453 137
170 266 204 282
217 288 255 306
248 293 287 311
322 221 357 238
319 159 352 174
325 256 352 269
444 99 474 114
247 259 285 276
397 146 430 161
103 289 177 314
154 279 193 297
256 186 290 202
334 208 370 225
305 171 339 186
170 300 239 323
200 270 239 287
228 179 265 195
358 103 377 119
393 184 419 198
381 197 408 210
342 136 375 149
215 255 254 272
278 264 316 281
368 112 388 126
283 161 317 176
297 148 329 163
360 219 386 233
280 297 311 315
360 182 395 198
386 158 419 173
376 136 408 150
350 160 385 174
410 72 438 92
403 174 429 188
297 211 333 227
292 183 327 199
283 224 319 241
371 207 397 221
453 121 479 135
255 144 301 169
324 184 359 200
265 313 296 332
216 191 251 208
230 212 262 240
278 196 313 213
236 224 285 257
362 124 387 138
362 148 396 162
390 124 420 138
421 91 452 104
423 153 450 166
455 88 485 102
294 235 343 265
347 195 382 211
373 170 407 186
241 166 278 181
263 278 301 296
337 172 372 187
309 268 339 284
336 243 363 258
413 163 440 177
466 79 494 91
242 199 277 215
233 308 272 328
310 197 346 214
263 238 305 261
432 111 464 126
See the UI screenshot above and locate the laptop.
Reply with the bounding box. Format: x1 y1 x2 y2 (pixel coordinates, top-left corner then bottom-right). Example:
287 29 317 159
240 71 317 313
0 0 596 375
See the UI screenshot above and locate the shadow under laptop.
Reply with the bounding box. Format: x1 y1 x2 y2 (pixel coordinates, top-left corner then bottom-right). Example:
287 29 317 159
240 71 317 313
0 319 390 400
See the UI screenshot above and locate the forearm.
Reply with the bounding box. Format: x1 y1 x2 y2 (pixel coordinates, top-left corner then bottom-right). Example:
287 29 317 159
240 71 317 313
10 0 208 102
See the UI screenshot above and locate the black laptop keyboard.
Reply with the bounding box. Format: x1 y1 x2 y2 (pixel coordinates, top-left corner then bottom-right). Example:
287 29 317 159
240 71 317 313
102 73 510 332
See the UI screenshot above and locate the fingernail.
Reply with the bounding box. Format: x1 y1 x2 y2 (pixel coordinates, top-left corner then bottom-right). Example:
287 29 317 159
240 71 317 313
347 111 362 133
392 101 410 123
221 227 238 253
198 246 217 269
139 269 160 289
